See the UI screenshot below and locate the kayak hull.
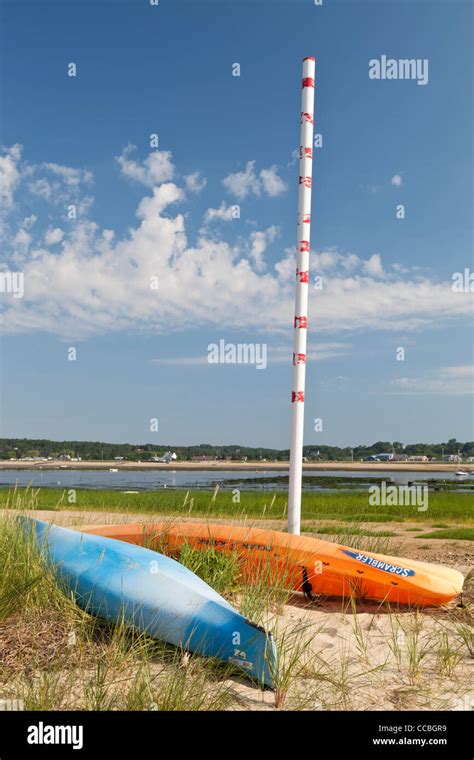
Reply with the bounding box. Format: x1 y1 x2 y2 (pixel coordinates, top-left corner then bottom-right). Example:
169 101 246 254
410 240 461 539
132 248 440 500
80 521 464 607
23 518 276 687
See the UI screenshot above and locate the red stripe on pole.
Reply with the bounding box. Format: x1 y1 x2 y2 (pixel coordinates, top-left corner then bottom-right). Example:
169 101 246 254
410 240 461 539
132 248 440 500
300 147 313 159
299 176 312 188
293 353 306 365
300 112 314 125
299 241 310 253
303 56 316 62
294 316 308 328
296 270 309 283
291 391 305 402
302 77 315 88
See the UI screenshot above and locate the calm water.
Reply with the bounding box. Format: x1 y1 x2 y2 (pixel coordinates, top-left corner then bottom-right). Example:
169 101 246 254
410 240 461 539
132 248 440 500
0 468 470 492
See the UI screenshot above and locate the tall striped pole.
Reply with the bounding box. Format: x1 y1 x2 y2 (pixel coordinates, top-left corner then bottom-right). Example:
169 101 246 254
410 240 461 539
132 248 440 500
288 57 316 535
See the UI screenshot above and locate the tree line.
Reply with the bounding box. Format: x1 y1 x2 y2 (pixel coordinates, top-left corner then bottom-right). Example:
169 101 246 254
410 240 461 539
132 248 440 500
0 438 473 461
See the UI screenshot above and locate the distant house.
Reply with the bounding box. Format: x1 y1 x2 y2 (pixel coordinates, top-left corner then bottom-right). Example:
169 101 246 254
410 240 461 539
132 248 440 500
365 455 380 462
442 454 460 463
376 453 394 461
408 455 429 463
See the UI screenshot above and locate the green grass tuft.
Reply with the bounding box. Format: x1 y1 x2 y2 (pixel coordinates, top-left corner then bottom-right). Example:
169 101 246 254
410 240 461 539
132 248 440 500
417 528 474 541
302 525 396 538
177 544 241 595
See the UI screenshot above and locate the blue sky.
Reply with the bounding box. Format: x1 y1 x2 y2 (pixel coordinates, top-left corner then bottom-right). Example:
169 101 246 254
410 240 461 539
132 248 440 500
0 0 472 448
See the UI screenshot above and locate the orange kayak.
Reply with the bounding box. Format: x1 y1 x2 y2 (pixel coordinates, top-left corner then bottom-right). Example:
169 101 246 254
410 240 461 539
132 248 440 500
80 521 464 607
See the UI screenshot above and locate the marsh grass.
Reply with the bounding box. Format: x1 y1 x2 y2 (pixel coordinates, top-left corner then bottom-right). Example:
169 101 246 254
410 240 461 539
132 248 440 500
0 510 82 624
177 543 241 595
12 642 237 711
303 525 396 538
417 528 474 541
302 525 397 555
238 576 291 625
312 645 385 710
302 513 403 524
454 621 474 658
387 613 405 671
268 620 323 709
349 596 370 661
20 667 74 711
237 555 302 624
435 610 474 660
1 485 472 524
434 632 464 677
399 613 431 683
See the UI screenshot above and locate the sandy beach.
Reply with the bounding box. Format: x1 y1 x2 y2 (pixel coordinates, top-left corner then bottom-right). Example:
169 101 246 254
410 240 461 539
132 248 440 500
1 460 472 473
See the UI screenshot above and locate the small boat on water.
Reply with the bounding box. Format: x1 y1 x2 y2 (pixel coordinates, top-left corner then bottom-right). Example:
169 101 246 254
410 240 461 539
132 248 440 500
22 518 276 687
454 470 469 478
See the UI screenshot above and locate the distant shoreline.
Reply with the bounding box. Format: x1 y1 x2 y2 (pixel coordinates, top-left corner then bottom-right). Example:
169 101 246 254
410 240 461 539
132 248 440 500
0 460 472 473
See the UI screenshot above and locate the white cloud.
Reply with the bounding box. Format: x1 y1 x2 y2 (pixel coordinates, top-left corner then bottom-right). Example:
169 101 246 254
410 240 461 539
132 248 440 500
223 160 287 199
248 226 279 272
116 145 174 187
151 342 350 367
184 172 207 194
42 163 93 186
223 160 260 199
204 202 237 224
390 366 474 395
44 227 64 245
270 343 352 362
4 144 21 161
259 166 287 197
28 178 53 201
76 196 95 216
21 214 37 229
0 144 22 209
364 174 403 193
13 228 31 248
313 249 357 271
392 262 410 274
287 149 299 167
1 149 472 340
362 253 384 277
26 161 94 209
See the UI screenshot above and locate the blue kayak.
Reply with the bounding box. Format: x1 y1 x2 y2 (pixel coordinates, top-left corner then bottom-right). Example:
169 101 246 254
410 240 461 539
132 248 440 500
22 518 276 688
